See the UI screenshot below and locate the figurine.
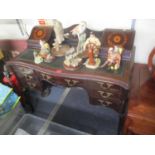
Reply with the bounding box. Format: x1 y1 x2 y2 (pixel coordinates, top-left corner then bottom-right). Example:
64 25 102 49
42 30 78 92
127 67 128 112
83 33 101 69
63 21 87 71
63 47 82 71
33 40 54 64
51 19 70 57
100 46 124 70
71 21 87 55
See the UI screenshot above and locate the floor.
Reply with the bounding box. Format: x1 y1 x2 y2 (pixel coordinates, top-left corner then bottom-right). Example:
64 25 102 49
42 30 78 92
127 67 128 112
29 86 119 135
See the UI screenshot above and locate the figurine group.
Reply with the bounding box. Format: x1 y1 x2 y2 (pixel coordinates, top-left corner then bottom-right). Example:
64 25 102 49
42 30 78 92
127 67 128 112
100 46 124 70
33 40 54 64
33 19 124 71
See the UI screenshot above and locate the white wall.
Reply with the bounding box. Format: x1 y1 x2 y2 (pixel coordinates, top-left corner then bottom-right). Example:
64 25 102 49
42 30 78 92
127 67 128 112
134 19 155 63
0 19 155 64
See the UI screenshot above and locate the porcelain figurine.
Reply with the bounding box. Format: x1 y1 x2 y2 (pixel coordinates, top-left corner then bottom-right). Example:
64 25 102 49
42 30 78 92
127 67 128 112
63 47 82 71
51 19 64 52
100 46 124 70
33 40 54 64
63 21 87 71
51 19 70 57
71 21 87 55
83 33 101 69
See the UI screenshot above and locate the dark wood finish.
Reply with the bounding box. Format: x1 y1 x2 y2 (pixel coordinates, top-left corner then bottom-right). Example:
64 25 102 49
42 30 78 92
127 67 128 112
123 63 155 134
5 25 136 134
6 57 130 114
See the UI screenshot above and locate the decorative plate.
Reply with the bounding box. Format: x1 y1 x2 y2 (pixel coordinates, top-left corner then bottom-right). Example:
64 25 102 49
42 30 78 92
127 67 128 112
107 33 128 47
32 28 47 40
29 26 53 41
102 29 135 50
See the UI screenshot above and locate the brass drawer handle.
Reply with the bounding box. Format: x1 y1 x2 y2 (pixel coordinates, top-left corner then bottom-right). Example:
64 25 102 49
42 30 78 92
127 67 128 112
97 82 113 89
41 73 51 80
98 91 112 98
105 101 113 106
27 82 36 88
98 99 105 104
106 83 113 88
31 83 36 88
25 75 33 80
64 79 79 87
98 99 112 106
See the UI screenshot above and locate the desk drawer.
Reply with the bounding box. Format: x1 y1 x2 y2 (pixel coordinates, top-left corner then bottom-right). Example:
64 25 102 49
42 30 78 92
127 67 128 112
13 66 41 90
92 97 126 113
95 81 125 94
91 81 127 100
89 81 128 113
40 73 82 87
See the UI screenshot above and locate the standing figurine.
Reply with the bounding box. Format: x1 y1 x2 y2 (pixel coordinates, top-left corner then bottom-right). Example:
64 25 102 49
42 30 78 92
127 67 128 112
51 19 70 57
33 40 54 64
100 46 124 70
63 21 87 71
71 21 87 55
51 19 64 52
83 33 101 69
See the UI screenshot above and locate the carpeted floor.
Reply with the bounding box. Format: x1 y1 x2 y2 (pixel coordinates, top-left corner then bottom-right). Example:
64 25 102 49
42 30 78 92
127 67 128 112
30 86 119 135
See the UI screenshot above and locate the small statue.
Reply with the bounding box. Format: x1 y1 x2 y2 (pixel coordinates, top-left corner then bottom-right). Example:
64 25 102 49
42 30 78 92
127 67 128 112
83 33 101 69
71 21 87 55
63 47 82 71
63 21 87 71
100 46 124 70
33 40 54 64
51 19 70 57
51 19 64 51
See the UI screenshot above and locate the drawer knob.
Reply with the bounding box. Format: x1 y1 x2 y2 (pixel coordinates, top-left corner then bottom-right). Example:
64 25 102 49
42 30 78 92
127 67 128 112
41 73 51 80
97 82 113 89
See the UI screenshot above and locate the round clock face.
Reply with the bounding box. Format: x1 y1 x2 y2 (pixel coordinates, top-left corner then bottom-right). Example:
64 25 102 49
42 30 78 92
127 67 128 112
32 28 47 40
107 33 128 47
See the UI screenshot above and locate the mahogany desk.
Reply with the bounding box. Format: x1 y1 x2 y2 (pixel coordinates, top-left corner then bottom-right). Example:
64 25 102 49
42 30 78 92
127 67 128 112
123 63 155 134
5 26 136 133
6 48 133 113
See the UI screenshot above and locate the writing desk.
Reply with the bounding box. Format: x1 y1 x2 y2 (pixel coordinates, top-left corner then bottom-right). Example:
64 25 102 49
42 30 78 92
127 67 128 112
6 47 133 114
6 26 135 133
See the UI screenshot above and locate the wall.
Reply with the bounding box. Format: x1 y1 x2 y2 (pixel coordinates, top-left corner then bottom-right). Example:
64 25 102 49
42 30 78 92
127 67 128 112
0 19 155 64
134 20 155 63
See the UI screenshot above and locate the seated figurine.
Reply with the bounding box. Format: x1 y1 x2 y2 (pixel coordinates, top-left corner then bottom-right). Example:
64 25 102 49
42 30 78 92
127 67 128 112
63 47 82 71
33 40 55 64
83 33 101 69
100 46 124 70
